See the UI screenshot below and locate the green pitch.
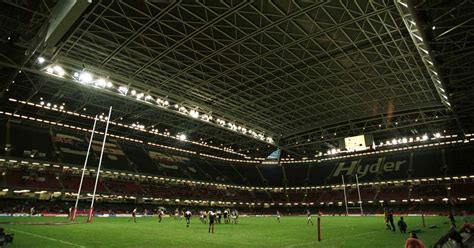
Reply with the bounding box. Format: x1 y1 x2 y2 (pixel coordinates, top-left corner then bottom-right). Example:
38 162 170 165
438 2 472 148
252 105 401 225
0 215 458 247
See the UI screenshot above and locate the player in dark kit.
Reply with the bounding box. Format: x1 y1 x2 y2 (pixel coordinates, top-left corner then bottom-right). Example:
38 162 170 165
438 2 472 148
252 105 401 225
384 210 391 230
208 210 216 233
387 210 395 232
448 212 456 228
216 209 222 224
398 217 407 233
185 210 192 227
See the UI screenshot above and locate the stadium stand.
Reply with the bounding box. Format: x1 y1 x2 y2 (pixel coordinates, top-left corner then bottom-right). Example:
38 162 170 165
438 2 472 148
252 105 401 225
231 164 265 186
5 169 61 191
284 164 309 186
0 121 6 157
259 165 284 186
9 122 53 160
60 174 108 194
3 121 473 188
120 143 157 174
52 129 98 166
1 120 474 218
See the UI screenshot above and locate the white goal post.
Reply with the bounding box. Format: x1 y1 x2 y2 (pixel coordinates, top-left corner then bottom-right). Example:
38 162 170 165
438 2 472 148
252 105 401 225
341 174 364 216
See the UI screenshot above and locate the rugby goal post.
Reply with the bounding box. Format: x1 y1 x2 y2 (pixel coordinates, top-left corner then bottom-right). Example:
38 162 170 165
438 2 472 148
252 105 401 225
87 106 112 223
71 115 98 221
341 175 364 216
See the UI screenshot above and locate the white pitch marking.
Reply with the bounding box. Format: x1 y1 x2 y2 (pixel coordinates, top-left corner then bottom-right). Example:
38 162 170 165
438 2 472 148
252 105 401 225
9 228 86 247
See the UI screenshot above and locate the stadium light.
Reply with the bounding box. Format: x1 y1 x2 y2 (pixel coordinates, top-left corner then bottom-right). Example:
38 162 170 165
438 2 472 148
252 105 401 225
52 65 65 77
79 71 93 83
189 109 199 118
178 134 187 141
145 95 153 101
118 86 128 95
95 78 107 87
422 134 428 141
37 57 45 64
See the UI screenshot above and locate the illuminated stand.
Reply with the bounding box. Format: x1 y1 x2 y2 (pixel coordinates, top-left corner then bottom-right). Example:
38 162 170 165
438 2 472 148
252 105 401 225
341 174 364 216
71 115 98 221
87 106 112 223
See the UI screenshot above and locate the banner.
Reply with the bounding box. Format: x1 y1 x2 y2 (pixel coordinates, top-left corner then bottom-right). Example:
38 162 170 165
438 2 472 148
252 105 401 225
60 147 87 155
149 151 175 165
161 164 179 170
91 140 125 156
173 155 189 162
54 133 88 155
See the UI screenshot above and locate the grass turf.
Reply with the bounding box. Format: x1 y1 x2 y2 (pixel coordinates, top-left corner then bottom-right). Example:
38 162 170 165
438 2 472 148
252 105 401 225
0 215 458 247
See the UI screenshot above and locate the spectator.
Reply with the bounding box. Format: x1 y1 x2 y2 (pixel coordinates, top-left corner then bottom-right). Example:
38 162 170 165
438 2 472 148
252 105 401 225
460 219 474 233
405 232 426 248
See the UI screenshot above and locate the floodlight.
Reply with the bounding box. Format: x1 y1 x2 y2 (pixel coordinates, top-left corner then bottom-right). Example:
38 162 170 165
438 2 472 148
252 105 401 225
189 109 199 118
178 134 187 141
95 78 106 87
79 72 93 83
37 57 45 64
118 86 128 95
53 65 65 76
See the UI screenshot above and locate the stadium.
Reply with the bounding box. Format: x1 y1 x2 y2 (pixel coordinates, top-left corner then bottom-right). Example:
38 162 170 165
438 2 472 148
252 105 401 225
0 0 473 247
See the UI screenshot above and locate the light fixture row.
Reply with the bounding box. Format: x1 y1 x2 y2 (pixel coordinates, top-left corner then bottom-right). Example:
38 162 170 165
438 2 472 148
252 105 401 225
40 60 275 145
